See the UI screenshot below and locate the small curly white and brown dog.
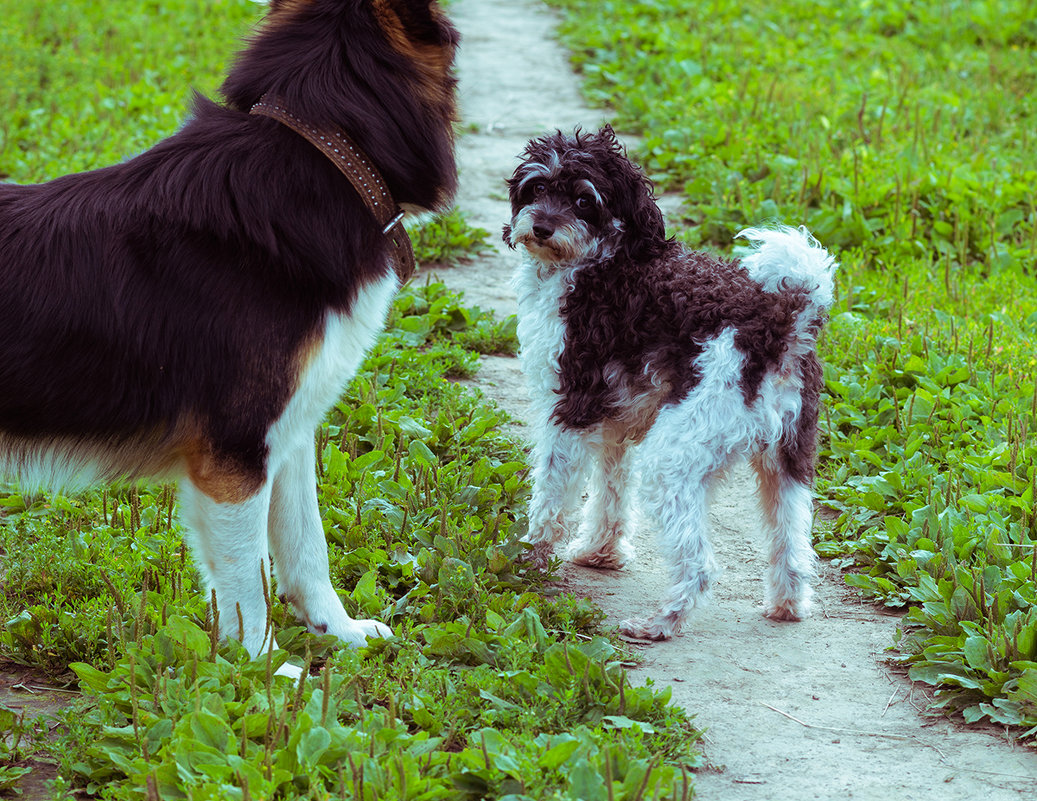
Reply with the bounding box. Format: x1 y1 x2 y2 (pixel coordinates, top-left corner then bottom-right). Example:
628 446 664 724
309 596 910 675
504 126 837 641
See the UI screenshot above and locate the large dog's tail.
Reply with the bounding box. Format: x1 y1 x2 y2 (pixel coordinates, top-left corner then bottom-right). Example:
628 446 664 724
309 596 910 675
736 226 837 326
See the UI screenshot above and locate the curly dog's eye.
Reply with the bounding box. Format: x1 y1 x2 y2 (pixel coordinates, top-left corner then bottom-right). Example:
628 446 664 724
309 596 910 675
575 195 593 210
532 182 547 196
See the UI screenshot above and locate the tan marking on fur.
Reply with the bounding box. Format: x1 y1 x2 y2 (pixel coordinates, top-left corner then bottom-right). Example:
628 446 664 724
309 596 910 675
292 324 326 381
0 424 192 491
602 363 673 444
173 415 267 505
604 400 662 445
372 0 457 113
180 438 264 505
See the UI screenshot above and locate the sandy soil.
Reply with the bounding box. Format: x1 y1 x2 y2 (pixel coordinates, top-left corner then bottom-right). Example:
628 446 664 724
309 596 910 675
430 0 1037 797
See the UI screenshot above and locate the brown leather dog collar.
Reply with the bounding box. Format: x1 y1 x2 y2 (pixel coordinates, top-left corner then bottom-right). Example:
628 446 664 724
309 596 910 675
250 94 416 284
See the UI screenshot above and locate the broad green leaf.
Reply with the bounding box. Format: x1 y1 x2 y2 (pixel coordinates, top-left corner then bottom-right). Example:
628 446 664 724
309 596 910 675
296 726 332 767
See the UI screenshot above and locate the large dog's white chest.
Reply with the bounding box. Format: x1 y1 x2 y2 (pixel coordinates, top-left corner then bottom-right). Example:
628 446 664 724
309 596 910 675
266 270 398 470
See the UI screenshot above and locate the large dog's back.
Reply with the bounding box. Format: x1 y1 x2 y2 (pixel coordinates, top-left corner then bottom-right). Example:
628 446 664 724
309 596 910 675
0 134 318 494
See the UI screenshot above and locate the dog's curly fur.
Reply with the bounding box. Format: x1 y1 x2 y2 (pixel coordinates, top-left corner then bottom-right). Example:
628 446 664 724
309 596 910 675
0 0 458 676
505 126 837 639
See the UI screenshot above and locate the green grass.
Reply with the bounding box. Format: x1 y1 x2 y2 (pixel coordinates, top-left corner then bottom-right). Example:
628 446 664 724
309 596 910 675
0 0 263 182
0 1 701 798
547 0 1037 736
549 0 1036 268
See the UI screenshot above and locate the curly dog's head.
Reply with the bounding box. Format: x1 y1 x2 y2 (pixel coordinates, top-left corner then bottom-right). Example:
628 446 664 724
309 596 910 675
503 125 668 267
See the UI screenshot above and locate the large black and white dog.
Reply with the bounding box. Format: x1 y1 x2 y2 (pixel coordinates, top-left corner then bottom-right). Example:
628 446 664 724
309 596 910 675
505 126 836 640
0 0 458 675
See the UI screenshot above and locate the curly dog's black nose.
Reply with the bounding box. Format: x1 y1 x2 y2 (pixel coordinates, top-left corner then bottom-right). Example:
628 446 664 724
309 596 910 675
532 224 554 241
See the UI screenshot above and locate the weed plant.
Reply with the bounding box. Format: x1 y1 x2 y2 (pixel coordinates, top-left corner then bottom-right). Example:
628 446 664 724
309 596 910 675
547 0 1037 736
0 1 702 798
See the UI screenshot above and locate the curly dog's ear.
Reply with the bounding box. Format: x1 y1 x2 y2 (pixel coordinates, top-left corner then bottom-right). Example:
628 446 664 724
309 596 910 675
595 123 620 146
590 127 667 260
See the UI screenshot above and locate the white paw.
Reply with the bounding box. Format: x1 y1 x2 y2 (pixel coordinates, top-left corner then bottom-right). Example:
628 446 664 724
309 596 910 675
763 582 813 622
763 599 810 622
619 613 679 641
275 660 304 680
566 539 632 570
523 539 556 569
290 589 392 646
526 519 568 546
327 616 393 647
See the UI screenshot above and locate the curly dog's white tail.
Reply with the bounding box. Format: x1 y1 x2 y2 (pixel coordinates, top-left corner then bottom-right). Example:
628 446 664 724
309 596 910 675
737 226 837 319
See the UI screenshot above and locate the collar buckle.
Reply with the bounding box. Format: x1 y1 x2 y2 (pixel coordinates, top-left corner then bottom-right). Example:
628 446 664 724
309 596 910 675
382 210 406 236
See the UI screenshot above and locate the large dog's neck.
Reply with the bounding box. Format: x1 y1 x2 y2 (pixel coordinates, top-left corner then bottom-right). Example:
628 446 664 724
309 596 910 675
220 2 458 212
250 94 416 283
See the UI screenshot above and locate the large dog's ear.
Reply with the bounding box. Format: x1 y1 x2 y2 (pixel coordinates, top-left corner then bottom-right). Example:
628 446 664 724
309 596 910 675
376 0 458 45
381 0 444 24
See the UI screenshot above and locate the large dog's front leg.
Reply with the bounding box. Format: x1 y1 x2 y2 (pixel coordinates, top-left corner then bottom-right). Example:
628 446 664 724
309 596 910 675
267 439 392 648
618 404 723 641
178 478 296 672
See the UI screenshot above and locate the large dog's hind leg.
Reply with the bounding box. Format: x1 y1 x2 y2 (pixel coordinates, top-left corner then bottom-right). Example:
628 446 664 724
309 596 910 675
267 439 392 649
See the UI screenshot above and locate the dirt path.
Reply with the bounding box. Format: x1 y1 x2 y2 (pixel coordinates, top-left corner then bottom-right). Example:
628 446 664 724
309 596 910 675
432 1 1036 797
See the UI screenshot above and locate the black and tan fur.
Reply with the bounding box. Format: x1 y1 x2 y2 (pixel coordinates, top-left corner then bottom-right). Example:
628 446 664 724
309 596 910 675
0 0 458 675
